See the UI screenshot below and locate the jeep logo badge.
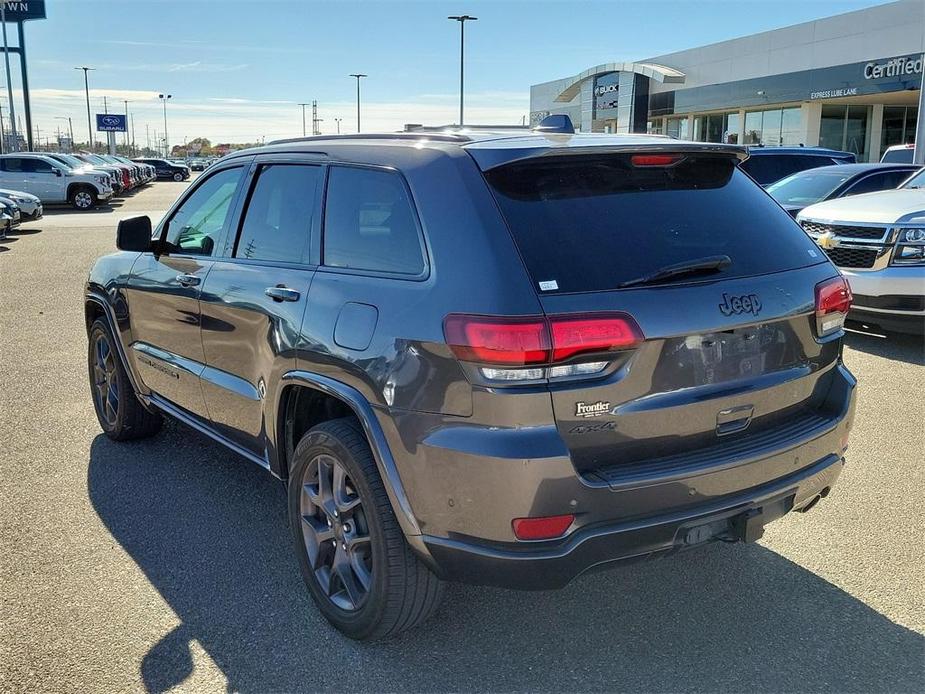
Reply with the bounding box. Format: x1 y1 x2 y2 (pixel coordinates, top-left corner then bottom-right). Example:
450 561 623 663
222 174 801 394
719 293 761 316
575 401 611 418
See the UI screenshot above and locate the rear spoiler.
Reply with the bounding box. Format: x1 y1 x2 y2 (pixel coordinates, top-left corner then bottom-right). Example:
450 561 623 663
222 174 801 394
464 137 749 171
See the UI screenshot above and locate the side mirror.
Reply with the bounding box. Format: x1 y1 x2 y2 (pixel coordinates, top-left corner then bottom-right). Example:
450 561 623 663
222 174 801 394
54 169 63 177
116 215 153 252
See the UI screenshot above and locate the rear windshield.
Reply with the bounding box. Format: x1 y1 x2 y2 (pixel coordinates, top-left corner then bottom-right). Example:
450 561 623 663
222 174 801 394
484 154 825 293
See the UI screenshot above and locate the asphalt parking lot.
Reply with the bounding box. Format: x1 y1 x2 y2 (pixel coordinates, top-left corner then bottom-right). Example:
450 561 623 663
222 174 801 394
1 180 923 693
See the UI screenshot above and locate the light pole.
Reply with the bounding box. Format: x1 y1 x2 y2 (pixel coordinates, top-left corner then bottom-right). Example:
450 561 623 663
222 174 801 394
159 93 171 157
349 74 366 133
123 99 130 153
448 15 477 127
298 102 309 137
914 58 924 165
335 117 342 134
74 66 95 151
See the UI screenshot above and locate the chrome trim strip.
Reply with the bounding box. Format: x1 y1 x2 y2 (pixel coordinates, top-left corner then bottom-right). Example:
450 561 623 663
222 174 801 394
200 365 261 401
131 342 204 377
148 393 274 474
852 304 925 316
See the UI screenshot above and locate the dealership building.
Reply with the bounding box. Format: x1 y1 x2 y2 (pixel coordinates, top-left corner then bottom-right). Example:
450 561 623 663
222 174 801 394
530 0 923 162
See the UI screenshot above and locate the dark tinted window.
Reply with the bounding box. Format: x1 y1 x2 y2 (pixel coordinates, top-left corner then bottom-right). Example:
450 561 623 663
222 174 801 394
881 148 914 164
30 158 56 173
766 169 853 206
741 154 833 185
323 166 424 275
165 167 242 256
485 155 824 294
236 164 321 263
1 157 26 172
844 171 911 196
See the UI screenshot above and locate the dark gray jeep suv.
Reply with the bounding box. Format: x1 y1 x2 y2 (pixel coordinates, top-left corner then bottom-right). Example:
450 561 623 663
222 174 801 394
85 124 857 640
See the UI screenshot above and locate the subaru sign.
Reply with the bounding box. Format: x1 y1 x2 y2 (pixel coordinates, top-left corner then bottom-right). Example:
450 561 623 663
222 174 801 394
96 113 127 132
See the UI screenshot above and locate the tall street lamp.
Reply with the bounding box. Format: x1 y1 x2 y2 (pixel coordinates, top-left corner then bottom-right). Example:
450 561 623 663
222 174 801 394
298 102 310 137
349 74 366 133
123 99 131 153
75 66 95 151
159 93 171 157
448 15 477 127
335 117 342 134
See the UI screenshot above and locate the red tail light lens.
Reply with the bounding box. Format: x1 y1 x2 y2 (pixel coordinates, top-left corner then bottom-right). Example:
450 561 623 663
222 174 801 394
549 314 643 362
444 313 644 367
443 314 549 365
815 276 852 336
631 154 683 167
512 514 575 540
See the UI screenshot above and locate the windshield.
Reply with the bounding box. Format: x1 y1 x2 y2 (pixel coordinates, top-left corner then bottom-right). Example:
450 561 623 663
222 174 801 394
900 168 925 189
766 170 853 206
52 154 87 169
485 154 824 293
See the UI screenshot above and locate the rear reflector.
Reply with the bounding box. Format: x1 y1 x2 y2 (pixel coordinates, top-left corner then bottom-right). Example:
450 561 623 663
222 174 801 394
444 313 643 367
512 514 575 540
631 154 683 167
815 276 852 336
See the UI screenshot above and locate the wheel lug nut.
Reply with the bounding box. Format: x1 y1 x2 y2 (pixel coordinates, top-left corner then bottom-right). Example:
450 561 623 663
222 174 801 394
341 543 347 550
333 510 339 518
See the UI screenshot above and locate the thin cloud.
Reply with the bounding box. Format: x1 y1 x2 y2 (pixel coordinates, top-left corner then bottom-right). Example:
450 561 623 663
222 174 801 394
167 61 249 73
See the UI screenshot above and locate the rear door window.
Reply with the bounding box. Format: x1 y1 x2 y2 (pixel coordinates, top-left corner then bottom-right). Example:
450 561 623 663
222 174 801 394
235 164 322 263
322 166 425 275
484 154 824 294
844 170 910 195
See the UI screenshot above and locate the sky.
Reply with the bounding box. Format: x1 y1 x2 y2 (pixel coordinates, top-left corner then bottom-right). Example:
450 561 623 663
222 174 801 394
4 0 895 146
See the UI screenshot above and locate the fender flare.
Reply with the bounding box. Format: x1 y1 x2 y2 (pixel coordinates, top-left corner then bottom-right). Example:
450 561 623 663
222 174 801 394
84 291 150 405
278 371 426 546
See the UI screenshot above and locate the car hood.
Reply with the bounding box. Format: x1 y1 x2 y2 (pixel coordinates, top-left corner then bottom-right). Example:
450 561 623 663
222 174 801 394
0 189 39 202
797 189 925 224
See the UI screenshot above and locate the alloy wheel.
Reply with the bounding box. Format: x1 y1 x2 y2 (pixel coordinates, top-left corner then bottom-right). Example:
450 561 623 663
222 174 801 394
91 332 119 426
74 191 93 209
299 453 372 611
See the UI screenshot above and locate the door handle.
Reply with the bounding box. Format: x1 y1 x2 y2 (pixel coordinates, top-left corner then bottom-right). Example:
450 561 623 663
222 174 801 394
176 273 201 287
265 286 300 302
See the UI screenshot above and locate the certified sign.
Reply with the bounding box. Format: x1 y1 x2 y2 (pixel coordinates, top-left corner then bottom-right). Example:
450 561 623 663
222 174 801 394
96 114 127 132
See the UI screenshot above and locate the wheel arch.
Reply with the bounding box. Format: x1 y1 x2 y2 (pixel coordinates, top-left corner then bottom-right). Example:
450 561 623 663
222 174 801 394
67 181 97 201
276 371 425 543
84 292 150 405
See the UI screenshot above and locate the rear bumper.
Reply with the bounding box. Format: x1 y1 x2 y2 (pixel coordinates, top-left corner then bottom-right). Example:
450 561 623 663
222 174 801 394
409 362 856 588
424 453 843 589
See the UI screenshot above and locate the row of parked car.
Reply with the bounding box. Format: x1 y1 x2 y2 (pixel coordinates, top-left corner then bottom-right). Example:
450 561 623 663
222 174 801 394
0 153 193 237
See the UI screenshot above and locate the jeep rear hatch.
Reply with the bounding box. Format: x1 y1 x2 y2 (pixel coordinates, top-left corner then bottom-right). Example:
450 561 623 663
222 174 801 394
474 151 848 481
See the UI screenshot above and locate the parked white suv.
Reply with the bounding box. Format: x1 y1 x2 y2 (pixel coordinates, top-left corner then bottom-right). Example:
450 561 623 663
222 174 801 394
0 153 113 210
797 170 925 334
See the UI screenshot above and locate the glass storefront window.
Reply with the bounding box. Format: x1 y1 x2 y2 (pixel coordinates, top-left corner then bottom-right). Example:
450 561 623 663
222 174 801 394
725 112 740 144
820 104 871 160
744 107 802 146
881 106 918 150
666 116 689 139
647 118 664 135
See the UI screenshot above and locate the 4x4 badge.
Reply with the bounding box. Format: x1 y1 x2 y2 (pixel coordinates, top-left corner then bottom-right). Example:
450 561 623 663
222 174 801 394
575 401 611 418
719 293 761 316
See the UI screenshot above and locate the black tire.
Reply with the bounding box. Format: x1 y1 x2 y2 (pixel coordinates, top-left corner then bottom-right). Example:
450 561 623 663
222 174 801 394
288 417 443 640
172 171 184 182
88 318 162 440
70 185 98 210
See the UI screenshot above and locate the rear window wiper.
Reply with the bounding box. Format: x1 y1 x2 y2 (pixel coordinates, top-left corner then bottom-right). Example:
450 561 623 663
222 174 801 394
618 255 732 288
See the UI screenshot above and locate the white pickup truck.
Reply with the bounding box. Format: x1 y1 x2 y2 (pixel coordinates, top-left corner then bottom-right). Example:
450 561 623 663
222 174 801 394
797 169 925 334
0 153 113 210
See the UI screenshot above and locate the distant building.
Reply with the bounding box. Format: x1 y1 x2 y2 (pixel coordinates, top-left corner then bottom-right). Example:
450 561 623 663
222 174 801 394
530 0 923 161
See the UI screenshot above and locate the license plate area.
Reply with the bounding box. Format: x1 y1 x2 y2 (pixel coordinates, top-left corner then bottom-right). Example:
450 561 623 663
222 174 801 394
679 494 795 546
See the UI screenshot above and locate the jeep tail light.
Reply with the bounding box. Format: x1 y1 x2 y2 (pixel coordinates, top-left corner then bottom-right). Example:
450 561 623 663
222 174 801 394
549 315 642 361
815 276 852 337
512 514 574 540
443 315 549 366
444 313 643 381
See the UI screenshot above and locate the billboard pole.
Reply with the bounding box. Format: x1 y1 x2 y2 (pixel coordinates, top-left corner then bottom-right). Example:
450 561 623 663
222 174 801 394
17 21 32 151
1 5 19 152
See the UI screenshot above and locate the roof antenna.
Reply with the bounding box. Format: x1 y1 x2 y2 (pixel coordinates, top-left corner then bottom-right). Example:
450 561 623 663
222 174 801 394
533 114 575 134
